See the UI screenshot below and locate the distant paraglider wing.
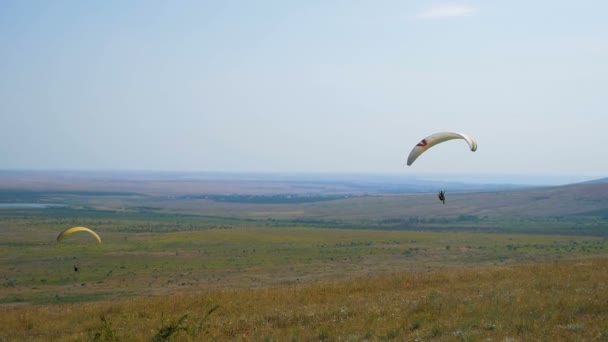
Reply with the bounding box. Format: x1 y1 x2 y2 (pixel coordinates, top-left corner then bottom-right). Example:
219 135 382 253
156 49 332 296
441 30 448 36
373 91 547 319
406 132 477 166
56 226 102 243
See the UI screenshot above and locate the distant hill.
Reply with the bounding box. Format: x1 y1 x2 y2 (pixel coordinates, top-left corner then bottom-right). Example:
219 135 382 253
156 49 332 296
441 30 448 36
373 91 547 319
405 181 608 218
462 181 608 218
582 177 608 184
212 181 608 222
1 171 606 219
0 170 606 235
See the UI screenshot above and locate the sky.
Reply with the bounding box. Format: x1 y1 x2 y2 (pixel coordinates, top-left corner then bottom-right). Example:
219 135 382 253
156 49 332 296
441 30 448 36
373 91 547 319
1 1 607 181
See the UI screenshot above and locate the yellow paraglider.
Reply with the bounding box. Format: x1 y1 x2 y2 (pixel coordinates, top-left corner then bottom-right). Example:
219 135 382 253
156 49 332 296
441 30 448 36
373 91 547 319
56 226 102 243
407 131 477 166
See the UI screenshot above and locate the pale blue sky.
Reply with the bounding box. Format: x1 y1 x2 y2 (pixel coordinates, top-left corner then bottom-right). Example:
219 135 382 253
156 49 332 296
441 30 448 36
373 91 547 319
1 1 607 180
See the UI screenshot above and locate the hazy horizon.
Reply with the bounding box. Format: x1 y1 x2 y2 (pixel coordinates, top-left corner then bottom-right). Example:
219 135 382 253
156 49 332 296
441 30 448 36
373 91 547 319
2 1 607 177
0 168 602 186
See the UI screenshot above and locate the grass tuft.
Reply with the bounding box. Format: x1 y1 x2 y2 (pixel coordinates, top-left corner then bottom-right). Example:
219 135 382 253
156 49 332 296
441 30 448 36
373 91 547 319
91 315 118 341
153 314 189 342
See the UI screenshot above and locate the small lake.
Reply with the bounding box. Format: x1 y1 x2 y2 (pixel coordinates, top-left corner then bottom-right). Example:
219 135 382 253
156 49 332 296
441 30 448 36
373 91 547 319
0 203 66 209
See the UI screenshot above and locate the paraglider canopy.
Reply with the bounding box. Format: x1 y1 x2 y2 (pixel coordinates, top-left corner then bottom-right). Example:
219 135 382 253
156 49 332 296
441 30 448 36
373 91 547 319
406 131 477 166
56 226 102 243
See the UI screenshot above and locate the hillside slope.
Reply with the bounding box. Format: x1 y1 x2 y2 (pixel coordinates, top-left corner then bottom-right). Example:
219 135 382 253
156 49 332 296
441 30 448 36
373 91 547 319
182 182 607 220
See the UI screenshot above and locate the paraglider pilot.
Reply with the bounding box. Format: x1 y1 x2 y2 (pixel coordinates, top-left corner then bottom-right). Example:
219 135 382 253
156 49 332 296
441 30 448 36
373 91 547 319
438 190 446 204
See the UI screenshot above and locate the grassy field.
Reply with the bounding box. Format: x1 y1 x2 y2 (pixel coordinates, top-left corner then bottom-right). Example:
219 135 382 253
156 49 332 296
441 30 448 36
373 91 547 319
1 216 608 340
1 256 606 341
4 222 606 301
1 175 607 340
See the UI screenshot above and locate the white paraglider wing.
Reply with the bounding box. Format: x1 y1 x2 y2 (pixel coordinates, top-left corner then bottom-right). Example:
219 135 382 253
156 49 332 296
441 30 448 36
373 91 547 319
406 132 477 166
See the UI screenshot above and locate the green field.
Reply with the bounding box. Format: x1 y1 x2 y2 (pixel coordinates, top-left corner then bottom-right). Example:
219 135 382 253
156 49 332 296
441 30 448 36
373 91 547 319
1 176 608 340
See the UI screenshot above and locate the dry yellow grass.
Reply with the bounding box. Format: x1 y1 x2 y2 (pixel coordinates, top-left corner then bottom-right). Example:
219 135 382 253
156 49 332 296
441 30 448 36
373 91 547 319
1 256 606 341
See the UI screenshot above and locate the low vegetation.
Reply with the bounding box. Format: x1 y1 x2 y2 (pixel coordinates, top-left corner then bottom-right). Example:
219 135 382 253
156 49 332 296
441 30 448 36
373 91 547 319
1 257 606 341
